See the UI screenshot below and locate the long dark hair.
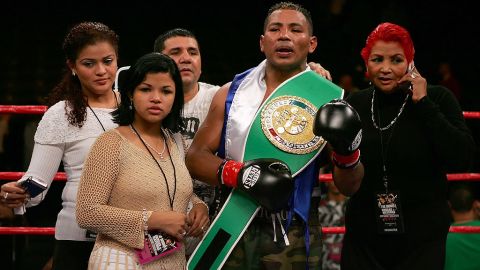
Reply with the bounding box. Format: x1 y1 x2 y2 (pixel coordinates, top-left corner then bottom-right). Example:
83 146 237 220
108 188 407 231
47 22 119 127
112 52 184 133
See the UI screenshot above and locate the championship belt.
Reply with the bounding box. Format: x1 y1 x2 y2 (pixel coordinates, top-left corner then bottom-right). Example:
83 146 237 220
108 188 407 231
187 71 343 270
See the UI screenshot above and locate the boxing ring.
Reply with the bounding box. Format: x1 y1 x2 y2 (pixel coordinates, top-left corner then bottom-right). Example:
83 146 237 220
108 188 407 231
1 105 480 237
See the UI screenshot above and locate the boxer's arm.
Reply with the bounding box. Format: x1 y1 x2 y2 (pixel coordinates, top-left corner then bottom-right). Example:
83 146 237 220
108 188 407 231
186 83 231 186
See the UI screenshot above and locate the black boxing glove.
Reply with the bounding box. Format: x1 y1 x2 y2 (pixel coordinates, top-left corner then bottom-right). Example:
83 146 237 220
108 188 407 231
313 99 362 169
217 158 294 212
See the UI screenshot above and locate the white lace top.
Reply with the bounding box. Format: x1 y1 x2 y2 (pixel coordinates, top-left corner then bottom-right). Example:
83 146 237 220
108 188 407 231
16 100 118 241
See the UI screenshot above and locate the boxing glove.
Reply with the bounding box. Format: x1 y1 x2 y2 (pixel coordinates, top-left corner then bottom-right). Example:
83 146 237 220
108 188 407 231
313 99 362 169
217 158 294 212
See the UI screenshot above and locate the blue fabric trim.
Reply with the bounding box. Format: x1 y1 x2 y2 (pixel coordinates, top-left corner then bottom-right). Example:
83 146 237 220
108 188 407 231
285 161 318 268
218 68 254 158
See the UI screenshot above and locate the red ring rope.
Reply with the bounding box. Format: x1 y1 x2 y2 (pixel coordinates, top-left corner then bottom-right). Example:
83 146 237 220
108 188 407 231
1 105 479 236
0 227 55 235
0 172 67 180
319 173 480 182
463 111 480 119
0 105 48 114
1 225 479 235
1 105 480 119
1 172 480 182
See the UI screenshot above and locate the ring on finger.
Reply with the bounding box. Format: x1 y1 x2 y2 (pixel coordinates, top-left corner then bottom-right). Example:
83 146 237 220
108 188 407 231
410 73 416 79
3 192 8 200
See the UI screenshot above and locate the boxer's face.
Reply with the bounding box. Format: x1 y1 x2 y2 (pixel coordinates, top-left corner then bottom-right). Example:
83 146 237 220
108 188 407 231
260 9 317 72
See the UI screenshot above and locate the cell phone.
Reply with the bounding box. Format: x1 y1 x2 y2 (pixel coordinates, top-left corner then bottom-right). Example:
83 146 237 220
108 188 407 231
407 62 415 73
20 177 47 198
398 62 415 93
397 81 412 93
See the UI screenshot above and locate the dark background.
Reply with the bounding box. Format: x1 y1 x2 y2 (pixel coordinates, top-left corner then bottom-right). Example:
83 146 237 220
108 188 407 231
0 0 479 269
1 0 479 109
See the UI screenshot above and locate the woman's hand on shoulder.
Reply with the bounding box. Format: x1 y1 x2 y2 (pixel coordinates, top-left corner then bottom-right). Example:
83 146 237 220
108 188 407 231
308 62 332 81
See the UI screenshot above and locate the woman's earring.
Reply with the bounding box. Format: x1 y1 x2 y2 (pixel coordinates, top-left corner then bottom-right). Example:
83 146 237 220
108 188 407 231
129 99 133 110
364 71 371 85
72 70 76 76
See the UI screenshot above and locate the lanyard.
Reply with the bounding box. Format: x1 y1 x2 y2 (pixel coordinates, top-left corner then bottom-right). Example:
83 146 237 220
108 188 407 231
131 124 177 210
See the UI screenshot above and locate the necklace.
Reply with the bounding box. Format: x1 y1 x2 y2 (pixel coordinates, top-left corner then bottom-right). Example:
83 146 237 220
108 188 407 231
87 104 106 131
129 125 166 159
371 88 410 131
372 87 407 192
87 90 120 132
130 124 177 210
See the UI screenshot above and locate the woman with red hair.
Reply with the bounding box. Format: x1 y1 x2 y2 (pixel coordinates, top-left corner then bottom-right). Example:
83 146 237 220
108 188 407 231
338 22 475 269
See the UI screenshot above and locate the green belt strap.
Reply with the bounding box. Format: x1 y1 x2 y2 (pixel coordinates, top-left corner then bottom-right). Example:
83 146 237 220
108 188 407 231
187 71 343 270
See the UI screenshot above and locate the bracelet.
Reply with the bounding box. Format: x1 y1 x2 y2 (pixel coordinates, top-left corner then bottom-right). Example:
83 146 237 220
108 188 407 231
195 200 209 214
217 159 229 185
142 208 150 235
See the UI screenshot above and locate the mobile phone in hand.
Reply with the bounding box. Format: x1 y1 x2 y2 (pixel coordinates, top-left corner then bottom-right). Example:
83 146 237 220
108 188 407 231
397 81 412 93
398 62 415 93
20 177 47 198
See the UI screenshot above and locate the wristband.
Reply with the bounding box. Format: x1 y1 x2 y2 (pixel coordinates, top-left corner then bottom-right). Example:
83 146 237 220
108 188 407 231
332 149 360 169
218 160 243 187
217 159 229 185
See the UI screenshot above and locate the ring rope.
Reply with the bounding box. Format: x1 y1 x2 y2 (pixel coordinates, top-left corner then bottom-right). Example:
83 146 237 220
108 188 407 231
0 172 66 180
1 105 480 119
0 105 48 115
318 173 480 182
1 225 479 235
1 172 480 182
1 105 479 236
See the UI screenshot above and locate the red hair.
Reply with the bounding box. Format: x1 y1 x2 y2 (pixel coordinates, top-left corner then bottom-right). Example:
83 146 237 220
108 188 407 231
360 22 415 65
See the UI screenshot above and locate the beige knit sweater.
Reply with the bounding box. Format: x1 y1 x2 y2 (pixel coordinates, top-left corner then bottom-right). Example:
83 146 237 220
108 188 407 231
77 129 201 269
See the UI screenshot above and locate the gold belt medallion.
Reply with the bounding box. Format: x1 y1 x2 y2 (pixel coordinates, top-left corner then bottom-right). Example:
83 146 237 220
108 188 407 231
260 95 324 154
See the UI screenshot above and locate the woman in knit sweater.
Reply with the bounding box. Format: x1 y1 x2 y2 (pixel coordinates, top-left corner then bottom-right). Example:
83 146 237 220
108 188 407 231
76 52 209 269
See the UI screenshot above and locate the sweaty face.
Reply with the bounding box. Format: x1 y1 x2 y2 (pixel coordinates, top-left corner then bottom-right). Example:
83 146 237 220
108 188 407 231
162 36 201 91
260 9 316 72
72 41 117 98
366 41 409 93
132 72 176 126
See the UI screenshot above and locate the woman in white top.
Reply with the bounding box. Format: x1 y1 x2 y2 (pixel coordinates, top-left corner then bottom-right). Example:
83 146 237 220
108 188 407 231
0 21 120 270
